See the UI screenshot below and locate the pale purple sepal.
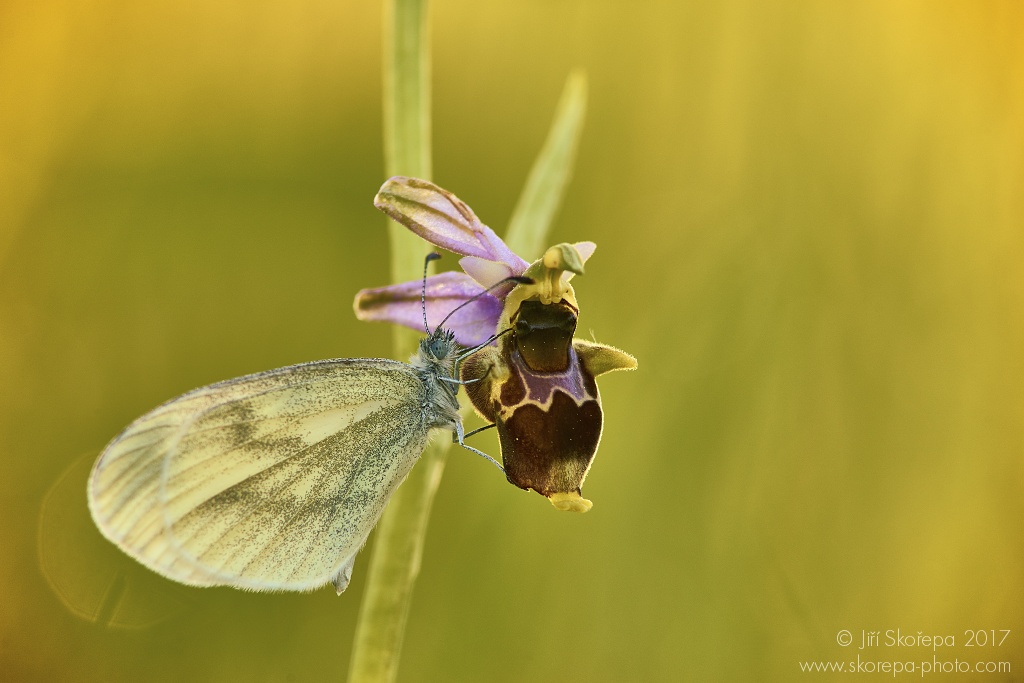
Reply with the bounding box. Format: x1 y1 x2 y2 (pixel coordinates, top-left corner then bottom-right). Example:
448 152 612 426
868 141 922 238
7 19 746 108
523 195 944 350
459 255 519 285
354 271 502 347
458 255 521 300
573 241 596 264
374 177 529 273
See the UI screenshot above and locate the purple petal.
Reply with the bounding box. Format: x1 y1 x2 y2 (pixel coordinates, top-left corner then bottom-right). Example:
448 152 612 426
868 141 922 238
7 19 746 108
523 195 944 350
375 177 529 273
354 271 503 347
459 256 522 300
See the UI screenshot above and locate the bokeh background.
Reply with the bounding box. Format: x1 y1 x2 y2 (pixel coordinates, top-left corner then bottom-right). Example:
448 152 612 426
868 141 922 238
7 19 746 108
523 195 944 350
2 1 1022 681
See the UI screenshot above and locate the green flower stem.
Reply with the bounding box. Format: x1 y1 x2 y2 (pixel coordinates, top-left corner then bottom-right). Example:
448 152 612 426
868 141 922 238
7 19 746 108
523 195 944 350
345 440 447 683
347 1 444 682
381 0 433 296
347 3 588 673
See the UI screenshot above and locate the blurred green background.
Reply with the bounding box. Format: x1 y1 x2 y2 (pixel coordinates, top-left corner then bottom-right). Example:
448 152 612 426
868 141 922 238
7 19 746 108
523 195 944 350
2 1 1022 681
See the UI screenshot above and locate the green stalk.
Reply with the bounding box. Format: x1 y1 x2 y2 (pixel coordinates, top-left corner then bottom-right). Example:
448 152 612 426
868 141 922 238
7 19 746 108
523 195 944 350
347 3 588 675
347 1 443 682
381 0 433 293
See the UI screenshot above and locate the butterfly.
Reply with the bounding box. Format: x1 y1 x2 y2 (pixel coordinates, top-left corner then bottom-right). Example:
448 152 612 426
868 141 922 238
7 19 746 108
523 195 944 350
87 255 523 594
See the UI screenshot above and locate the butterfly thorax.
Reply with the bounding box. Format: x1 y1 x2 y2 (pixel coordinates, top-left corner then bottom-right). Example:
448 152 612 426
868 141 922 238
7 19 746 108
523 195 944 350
412 327 461 428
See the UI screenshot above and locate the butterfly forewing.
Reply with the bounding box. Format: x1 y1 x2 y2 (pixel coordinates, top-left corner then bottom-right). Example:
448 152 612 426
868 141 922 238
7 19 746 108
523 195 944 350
89 358 431 592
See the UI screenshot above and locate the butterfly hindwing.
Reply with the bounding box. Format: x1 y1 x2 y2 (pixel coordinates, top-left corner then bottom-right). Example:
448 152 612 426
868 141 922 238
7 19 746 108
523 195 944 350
88 358 430 592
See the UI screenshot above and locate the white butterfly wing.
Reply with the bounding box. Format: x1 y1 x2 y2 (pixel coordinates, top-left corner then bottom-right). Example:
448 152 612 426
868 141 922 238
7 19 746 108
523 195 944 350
88 358 430 593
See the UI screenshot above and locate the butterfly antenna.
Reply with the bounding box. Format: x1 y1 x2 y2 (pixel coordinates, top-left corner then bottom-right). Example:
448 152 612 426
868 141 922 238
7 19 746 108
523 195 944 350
422 252 441 335
436 274 534 331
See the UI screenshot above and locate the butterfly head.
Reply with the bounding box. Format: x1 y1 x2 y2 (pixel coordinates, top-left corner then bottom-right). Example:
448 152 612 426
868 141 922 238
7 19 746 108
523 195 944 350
421 327 458 363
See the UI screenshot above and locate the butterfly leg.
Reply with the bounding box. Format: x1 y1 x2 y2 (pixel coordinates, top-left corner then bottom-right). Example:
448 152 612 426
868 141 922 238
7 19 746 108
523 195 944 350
453 327 513 378
461 423 495 440
452 421 504 473
438 375 483 386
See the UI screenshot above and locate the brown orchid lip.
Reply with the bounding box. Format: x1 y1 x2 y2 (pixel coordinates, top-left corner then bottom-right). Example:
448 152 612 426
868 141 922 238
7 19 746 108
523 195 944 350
498 391 603 499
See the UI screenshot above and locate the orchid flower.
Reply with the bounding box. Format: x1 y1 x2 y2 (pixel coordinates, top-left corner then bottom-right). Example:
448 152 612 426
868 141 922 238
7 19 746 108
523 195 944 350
355 176 637 514
354 176 596 346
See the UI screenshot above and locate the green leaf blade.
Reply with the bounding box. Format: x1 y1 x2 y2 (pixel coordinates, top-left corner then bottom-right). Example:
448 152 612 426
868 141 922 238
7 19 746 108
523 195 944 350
504 70 589 261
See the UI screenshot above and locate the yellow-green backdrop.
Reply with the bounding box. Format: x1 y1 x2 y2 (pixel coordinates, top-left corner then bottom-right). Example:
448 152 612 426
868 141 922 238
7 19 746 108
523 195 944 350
2 1 1022 681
